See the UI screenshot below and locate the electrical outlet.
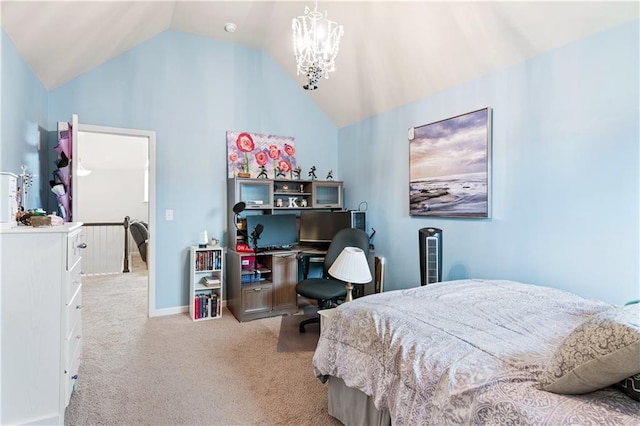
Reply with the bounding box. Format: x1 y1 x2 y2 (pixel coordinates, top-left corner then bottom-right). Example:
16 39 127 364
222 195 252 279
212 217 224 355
165 209 174 221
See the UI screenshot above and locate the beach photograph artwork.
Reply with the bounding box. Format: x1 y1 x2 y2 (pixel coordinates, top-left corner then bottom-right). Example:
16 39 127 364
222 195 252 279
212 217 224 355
409 108 492 217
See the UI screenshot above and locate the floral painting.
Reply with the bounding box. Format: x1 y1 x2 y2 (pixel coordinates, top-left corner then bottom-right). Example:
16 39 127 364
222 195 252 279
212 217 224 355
226 131 297 179
409 107 492 218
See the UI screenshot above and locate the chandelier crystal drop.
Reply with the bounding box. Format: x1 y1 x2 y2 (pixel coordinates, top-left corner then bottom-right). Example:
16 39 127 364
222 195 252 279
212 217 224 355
292 0 344 90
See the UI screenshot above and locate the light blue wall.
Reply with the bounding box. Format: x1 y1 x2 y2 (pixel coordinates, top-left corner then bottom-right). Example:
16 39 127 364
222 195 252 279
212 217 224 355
339 19 640 305
5 20 638 309
48 30 338 310
1 30 49 209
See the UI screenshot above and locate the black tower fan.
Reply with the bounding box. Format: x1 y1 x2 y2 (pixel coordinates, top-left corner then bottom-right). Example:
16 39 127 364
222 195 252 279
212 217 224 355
419 227 442 285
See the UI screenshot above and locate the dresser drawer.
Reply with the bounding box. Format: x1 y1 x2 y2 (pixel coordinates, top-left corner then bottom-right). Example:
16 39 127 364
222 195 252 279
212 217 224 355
64 342 82 407
65 284 82 338
65 320 82 372
65 263 82 304
67 229 84 271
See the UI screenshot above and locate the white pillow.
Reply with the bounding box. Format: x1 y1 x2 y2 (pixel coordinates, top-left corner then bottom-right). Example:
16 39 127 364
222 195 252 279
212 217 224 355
540 304 640 394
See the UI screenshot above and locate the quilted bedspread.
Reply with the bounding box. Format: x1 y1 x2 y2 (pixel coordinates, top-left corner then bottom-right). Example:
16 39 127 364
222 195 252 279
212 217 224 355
312 279 640 425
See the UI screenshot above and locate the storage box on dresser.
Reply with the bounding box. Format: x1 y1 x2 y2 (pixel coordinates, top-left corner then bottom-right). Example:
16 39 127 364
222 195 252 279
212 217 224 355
0 222 84 425
189 245 224 321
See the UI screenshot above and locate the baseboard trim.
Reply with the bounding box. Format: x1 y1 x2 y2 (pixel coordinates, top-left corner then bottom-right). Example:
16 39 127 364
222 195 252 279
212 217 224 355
150 300 227 318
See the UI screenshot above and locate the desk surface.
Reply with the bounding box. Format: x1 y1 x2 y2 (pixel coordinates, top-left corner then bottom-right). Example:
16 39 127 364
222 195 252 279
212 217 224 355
235 245 329 256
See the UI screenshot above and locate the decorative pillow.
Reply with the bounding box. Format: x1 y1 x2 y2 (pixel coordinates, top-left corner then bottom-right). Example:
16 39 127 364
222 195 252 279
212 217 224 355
540 303 640 394
618 373 640 401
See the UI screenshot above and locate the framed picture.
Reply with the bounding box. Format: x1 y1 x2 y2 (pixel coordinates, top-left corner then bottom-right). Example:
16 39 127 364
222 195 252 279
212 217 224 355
409 107 492 218
227 131 298 179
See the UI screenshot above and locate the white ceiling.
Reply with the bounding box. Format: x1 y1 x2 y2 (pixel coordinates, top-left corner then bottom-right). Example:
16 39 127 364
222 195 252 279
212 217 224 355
2 1 638 128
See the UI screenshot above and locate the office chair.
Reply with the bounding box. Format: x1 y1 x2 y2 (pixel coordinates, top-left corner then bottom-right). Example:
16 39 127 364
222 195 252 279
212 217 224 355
129 221 149 264
295 227 370 333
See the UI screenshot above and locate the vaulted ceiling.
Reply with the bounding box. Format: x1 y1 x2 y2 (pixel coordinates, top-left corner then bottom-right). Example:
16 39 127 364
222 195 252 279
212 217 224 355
2 1 638 128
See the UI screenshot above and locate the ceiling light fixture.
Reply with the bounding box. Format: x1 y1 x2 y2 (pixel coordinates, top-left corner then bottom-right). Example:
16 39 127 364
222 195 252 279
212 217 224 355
292 0 343 90
224 22 237 33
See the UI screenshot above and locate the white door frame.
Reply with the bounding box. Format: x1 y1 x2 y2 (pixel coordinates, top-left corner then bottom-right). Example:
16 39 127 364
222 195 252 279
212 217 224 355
74 119 157 318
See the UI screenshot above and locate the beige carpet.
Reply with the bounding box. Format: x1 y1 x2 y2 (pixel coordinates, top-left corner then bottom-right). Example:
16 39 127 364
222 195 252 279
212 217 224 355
65 256 340 425
277 315 320 352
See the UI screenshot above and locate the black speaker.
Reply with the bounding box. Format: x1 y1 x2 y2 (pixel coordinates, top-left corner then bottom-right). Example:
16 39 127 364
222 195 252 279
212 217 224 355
419 227 442 285
350 210 366 232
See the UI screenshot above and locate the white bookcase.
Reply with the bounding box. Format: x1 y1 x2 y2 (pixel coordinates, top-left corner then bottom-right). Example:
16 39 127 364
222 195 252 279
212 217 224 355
189 245 224 321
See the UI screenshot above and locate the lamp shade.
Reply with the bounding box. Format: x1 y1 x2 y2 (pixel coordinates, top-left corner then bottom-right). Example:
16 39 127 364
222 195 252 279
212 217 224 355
328 247 372 284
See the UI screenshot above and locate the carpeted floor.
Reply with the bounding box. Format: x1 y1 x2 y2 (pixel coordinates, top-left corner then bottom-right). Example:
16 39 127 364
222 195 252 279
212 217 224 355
277 314 320 352
64 256 340 425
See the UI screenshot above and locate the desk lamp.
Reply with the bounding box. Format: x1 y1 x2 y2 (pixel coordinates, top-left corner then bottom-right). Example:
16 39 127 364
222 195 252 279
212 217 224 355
232 202 246 230
328 247 372 302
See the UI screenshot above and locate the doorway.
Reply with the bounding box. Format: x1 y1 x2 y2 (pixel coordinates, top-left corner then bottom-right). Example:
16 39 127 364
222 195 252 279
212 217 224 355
75 124 156 318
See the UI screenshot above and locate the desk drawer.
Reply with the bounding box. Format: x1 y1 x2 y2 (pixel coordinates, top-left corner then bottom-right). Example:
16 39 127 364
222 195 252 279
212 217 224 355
241 284 273 315
65 284 82 338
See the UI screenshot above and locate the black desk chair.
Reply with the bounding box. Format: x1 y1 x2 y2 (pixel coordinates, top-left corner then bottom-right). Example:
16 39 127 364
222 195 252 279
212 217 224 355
129 221 149 264
295 228 369 332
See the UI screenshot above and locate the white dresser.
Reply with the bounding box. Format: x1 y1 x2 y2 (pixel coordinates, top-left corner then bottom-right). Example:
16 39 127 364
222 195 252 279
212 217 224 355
1 222 84 425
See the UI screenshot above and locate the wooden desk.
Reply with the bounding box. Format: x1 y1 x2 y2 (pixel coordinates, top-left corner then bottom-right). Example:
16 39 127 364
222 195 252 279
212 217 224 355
226 246 376 322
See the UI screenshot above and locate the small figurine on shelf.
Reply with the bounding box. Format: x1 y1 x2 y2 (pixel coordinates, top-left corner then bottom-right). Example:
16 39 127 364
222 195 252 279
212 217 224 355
237 162 250 178
257 165 268 179
308 166 317 180
301 199 308 207
17 165 34 211
276 165 286 178
326 169 334 180
293 166 302 180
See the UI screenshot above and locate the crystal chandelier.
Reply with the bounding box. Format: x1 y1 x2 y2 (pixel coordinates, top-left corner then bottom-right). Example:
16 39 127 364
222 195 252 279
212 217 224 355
292 0 344 90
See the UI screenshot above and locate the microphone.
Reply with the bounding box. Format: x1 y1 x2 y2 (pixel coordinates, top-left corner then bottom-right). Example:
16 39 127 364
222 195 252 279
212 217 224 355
251 224 264 277
251 224 264 240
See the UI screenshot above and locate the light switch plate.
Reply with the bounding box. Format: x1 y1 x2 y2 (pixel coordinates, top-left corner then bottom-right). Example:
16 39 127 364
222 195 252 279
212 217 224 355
165 209 174 221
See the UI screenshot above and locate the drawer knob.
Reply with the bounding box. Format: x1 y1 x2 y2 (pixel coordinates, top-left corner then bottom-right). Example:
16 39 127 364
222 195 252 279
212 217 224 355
77 243 87 249
72 374 78 380
76 304 82 310
253 287 262 292
76 335 81 340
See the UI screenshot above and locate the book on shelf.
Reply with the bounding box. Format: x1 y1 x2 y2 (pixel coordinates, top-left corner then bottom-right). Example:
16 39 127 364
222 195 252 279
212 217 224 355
210 294 219 318
200 276 221 287
194 293 211 319
193 291 221 319
194 248 222 271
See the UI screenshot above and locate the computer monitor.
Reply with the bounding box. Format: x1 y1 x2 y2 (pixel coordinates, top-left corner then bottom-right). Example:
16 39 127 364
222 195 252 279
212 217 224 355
299 211 351 244
245 214 298 250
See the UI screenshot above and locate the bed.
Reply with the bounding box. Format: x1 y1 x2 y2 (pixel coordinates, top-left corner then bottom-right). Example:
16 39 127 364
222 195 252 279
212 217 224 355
312 279 640 425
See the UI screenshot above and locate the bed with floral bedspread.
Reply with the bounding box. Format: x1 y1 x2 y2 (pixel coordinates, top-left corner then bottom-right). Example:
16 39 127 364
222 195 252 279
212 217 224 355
312 279 640 425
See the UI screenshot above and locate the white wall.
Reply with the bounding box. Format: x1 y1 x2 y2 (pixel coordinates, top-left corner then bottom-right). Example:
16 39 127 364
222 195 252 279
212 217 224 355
76 132 148 223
